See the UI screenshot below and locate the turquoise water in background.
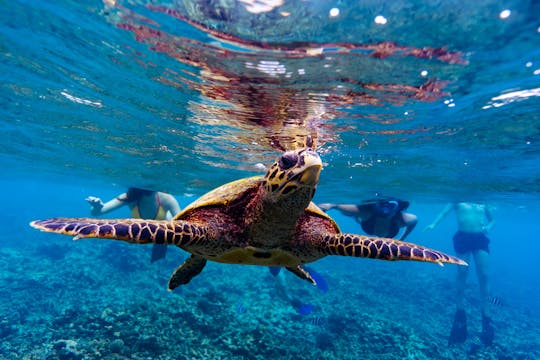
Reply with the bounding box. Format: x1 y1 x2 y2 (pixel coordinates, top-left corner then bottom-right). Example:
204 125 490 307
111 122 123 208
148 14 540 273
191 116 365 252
2 0 540 359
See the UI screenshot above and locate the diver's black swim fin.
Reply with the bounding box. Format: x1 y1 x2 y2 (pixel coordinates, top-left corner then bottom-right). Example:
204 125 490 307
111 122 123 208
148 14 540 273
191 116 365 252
448 309 467 345
481 313 494 346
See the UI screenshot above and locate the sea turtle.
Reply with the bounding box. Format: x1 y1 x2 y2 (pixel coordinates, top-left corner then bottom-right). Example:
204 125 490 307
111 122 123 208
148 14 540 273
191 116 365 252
31 148 466 290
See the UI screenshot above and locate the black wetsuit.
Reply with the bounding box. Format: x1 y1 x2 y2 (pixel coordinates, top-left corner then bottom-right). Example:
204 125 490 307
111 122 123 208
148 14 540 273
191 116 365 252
357 198 408 238
360 213 401 238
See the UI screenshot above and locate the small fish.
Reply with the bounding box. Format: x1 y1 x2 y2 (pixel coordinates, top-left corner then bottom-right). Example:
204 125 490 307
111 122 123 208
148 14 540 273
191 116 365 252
488 296 503 306
235 303 247 314
307 317 326 326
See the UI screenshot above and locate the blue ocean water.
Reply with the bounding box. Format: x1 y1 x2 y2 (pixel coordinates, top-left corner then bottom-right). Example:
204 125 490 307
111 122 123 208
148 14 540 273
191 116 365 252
2 0 540 359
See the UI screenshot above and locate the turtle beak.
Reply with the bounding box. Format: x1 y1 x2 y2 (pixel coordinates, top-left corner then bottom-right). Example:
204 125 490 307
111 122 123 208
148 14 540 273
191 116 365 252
300 164 322 186
299 150 322 186
265 148 323 199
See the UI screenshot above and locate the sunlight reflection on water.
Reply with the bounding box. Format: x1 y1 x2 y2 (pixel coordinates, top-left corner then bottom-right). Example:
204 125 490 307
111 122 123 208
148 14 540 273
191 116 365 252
2 0 539 201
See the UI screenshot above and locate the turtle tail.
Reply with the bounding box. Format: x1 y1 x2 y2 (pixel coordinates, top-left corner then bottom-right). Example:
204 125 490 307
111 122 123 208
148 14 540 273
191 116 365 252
30 217 207 247
320 233 467 266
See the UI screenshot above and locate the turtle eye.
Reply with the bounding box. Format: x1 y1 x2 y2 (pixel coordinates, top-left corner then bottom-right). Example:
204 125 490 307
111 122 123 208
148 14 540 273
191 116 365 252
279 153 298 170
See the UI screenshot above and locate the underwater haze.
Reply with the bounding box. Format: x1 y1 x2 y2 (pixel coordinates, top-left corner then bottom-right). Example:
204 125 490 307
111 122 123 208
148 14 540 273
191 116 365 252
1 0 540 359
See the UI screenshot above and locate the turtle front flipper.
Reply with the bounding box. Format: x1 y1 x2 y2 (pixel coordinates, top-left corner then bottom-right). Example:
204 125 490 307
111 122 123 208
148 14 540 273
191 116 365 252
30 218 210 247
168 255 207 290
320 233 467 266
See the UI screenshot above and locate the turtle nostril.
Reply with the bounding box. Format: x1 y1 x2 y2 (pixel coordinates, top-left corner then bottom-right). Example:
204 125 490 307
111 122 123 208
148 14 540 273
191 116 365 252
279 153 298 169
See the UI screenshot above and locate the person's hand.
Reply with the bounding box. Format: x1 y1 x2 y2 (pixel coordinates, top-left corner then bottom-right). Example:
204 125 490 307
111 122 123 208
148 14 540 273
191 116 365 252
318 203 334 212
86 196 104 213
423 224 435 232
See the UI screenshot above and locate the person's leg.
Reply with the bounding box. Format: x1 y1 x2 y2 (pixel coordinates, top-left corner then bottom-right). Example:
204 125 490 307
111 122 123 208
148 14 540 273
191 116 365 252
449 251 470 344
456 251 471 310
474 249 494 345
473 250 490 314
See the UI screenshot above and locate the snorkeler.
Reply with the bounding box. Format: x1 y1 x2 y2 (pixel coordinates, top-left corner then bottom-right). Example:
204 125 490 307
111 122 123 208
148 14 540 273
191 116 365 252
318 196 418 241
425 202 495 346
86 187 181 262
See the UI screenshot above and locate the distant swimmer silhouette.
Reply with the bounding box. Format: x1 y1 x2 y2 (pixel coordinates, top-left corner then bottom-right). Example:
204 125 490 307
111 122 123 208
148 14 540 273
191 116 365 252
425 202 495 346
319 195 418 241
86 187 181 262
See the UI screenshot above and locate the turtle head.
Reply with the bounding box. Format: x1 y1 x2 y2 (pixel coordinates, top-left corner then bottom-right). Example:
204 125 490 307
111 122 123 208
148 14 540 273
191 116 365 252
263 148 322 205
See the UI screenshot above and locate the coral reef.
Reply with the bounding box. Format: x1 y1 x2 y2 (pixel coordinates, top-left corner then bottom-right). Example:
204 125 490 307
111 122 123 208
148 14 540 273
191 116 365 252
0 241 538 359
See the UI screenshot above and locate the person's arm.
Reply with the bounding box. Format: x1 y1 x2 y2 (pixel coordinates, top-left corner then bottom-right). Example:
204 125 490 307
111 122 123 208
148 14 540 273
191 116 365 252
159 193 181 220
424 203 453 231
399 212 418 241
482 205 495 233
318 203 361 217
86 194 128 216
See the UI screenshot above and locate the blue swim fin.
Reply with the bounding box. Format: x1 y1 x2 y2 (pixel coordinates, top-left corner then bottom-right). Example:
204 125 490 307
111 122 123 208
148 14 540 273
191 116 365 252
291 298 314 315
304 267 328 293
150 244 167 263
268 266 281 277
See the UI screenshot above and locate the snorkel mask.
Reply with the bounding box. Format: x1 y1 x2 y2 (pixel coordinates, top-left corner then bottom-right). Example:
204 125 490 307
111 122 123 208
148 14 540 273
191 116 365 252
375 200 399 216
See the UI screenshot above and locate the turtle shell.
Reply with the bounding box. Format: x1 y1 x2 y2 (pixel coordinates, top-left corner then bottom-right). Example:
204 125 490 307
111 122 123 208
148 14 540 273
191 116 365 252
173 176 262 220
174 175 340 233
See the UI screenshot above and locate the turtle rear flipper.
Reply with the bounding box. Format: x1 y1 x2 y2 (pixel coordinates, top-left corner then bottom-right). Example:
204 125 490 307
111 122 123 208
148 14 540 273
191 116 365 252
30 218 209 248
168 255 207 290
285 265 316 285
319 233 467 266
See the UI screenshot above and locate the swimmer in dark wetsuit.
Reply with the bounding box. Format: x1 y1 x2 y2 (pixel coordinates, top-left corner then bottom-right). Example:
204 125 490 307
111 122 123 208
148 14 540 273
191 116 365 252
86 187 181 262
318 196 418 241
425 202 496 346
